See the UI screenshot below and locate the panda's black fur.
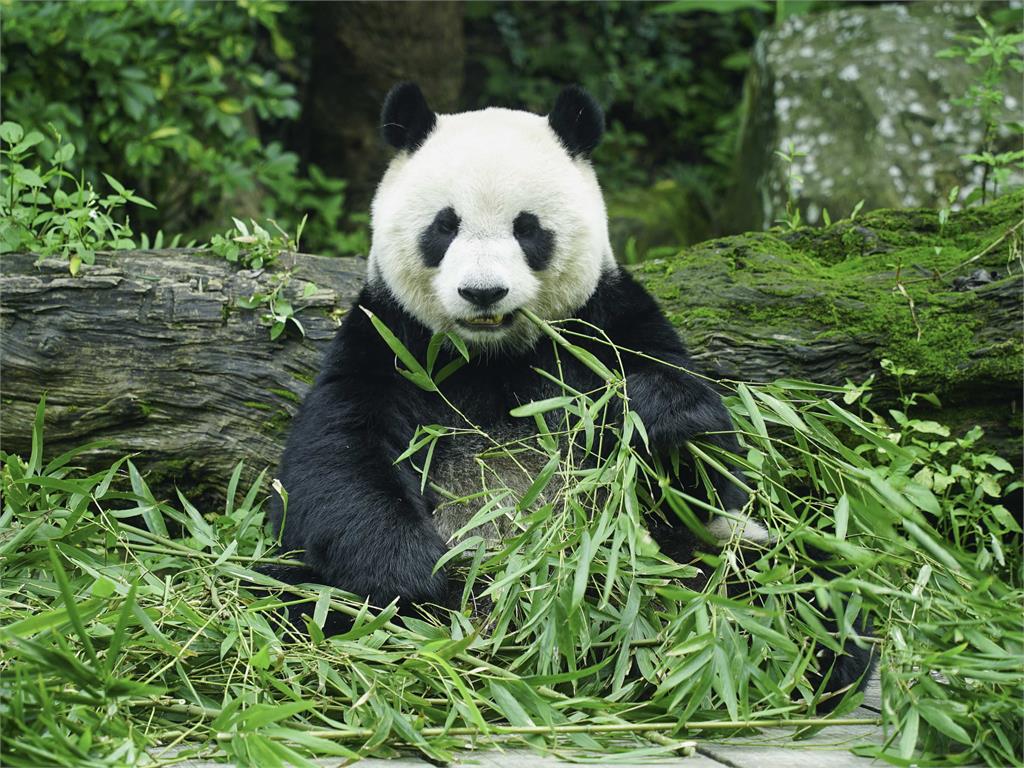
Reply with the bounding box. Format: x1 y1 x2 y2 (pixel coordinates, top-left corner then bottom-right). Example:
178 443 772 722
265 83 874 710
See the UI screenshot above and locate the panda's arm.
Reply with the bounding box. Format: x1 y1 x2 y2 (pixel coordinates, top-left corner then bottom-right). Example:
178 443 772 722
579 269 745 506
274 301 450 609
581 270 735 444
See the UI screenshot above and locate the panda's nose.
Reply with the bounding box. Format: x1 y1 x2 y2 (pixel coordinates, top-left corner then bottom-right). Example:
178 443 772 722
458 286 509 308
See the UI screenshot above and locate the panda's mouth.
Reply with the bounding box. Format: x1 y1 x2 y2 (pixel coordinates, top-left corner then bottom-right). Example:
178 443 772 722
458 314 513 330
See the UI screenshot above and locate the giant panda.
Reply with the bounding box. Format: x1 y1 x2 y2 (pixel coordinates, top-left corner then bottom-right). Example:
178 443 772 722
269 83 872 707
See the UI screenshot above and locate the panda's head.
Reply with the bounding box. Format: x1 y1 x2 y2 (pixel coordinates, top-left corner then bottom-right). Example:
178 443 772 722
368 83 615 351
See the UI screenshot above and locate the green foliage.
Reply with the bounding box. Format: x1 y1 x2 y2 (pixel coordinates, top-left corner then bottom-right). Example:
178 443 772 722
609 175 732 263
0 121 154 274
464 1 769 247
938 15 1024 204
0 0 358 253
3 316 1021 765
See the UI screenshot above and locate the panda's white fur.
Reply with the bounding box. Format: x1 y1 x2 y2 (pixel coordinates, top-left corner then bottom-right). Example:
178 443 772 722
368 107 615 352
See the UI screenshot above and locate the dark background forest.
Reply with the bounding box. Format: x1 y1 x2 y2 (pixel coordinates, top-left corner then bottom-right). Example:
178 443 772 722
5 0 1016 264
2 1 775 258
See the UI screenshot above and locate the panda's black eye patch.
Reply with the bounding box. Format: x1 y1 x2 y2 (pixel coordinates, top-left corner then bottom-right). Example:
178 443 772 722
435 209 459 235
513 212 555 271
419 206 460 267
513 213 539 238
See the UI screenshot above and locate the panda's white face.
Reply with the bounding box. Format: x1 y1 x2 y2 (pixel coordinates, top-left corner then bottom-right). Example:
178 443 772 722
368 103 615 351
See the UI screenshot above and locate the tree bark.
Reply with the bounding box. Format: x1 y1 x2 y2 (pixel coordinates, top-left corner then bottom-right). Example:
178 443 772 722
301 1 465 210
2 202 1020 498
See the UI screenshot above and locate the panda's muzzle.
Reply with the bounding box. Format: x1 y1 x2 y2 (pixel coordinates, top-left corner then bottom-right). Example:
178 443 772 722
456 285 512 330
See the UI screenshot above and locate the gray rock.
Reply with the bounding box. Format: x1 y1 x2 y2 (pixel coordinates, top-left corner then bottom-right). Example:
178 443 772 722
729 2 1022 232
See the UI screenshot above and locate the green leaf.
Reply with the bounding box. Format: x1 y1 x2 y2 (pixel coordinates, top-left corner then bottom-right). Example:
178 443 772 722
313 587 331 629
571 530 594 610
489 681 535 727
1 597 103 640
0 121 24 144
148 126 180 141
509 396 574 418
27 395 45 476
834 494 850 541
104 582 139 675
712 644 738 720
47 543 99 666
127 193 156 209
899 707 920 759
237 701 313 729
14 167 44 187
361 306 433 389
753 389 810 434
446 332 471 362
102 173 128 197
517 452 559 510
11 130 45 153
918 701 972 745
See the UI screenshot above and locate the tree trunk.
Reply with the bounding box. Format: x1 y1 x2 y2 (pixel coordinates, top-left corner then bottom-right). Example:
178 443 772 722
301 1 465 210
2 197 1020 499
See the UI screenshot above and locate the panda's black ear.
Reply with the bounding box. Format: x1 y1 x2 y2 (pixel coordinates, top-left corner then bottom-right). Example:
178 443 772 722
548 85 604 159
381 82 437 152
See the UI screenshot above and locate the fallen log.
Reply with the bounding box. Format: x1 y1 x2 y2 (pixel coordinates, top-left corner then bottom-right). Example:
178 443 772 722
2 194 1020 497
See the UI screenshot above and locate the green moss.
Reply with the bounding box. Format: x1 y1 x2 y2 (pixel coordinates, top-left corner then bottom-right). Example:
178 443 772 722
875 312 975 384
945 190 1024 238
261 409 291 436
243 400 274 412
268 387 301 403
634 191 1023 402
290 370 315 386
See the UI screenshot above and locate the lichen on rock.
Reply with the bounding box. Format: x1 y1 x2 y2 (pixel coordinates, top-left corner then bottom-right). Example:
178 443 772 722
729 2 1023 232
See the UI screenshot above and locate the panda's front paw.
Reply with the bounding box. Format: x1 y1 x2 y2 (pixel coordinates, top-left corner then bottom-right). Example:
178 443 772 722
312 522 451 610
389 546 451 609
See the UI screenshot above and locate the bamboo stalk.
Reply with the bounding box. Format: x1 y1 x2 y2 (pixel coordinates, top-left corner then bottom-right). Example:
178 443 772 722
214 717 881 742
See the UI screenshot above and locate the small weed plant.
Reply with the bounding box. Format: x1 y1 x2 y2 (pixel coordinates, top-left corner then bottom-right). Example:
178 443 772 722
1 311 1020 767
211 215 318 341
774 140 865 230
236 272 318 341
209 216 307 272
938 15 1024 204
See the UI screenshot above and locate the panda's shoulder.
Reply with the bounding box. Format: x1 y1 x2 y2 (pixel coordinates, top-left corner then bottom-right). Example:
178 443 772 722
577 267 662 325
318 283 428 383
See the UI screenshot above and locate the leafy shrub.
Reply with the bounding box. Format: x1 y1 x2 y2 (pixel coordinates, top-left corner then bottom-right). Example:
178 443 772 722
0 121 153 273
0 0 360 254
938 15 1024 204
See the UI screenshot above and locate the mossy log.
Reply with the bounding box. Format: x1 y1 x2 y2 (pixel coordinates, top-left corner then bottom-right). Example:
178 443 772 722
2 194 1021 496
